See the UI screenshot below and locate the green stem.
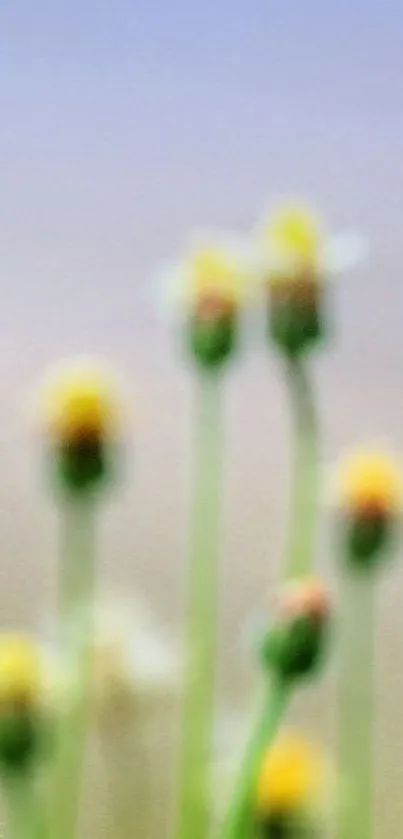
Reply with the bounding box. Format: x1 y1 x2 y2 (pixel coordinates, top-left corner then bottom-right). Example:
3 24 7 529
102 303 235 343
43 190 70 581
50 495 98 839
337 571 374 839
221 678 290 839
3 770 41 839
284 359 319 580
176 372 224 839
99 710 151 839
219 359 320 839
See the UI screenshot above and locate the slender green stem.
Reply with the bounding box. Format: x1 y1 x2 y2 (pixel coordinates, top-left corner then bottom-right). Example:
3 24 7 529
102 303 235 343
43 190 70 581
3 770 41 839
284 359 319 580
219 359 320 839
50 495 98 839
337 571 375 839
99 710 151 839
176 371 224 839
221 678 290 839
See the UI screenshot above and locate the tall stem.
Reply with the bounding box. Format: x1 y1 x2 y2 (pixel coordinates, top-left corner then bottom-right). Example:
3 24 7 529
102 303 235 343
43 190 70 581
176 371 224 839
284 359 319 580
221 678 290 839
51 495 98 839
219 359 320 839
3 771 41 839
337 571 375 839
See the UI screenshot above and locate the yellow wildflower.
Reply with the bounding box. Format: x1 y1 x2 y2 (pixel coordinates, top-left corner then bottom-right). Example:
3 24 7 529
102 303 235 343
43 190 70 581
188 246 245 306
0 634 42 708
164 237 253 312
255 731 325 818
337 449 403 514
38 357 121 443
256 200 366 286
259 203 323 274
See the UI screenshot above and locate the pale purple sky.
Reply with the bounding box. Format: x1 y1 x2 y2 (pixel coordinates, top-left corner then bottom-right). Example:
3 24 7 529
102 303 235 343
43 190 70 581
1 0 402 377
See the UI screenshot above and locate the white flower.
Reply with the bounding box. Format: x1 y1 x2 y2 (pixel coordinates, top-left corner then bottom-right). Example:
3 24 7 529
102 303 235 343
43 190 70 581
40 592 180 720
90 594 181 715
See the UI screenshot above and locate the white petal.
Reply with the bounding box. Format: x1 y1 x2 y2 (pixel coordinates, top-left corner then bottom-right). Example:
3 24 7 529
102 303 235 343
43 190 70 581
321 234 368 275
153 261 190 320
125 629 180 694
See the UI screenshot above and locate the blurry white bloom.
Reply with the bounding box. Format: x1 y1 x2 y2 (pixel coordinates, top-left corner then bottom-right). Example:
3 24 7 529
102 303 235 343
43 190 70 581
90 594 181 715
88 595 180 839
41 592 180 720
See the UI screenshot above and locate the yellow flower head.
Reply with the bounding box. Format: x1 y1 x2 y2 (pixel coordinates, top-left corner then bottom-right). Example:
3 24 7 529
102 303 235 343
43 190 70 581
189 245 247 307
255 731 325 818
337 449 403 514
258 202 324 280
169 239 253 312
0 634 42 709
38 357 122 443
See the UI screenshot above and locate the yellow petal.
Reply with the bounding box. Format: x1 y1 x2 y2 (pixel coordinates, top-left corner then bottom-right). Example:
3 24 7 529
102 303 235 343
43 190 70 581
37 357 122 441
256 731 325 817
337 449 403 512
188 244 248 304
0 634 42 707
259 203 324 274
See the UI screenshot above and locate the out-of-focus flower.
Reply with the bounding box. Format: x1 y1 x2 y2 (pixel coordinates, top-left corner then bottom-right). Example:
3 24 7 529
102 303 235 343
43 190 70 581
260 579 331 682
257 202 365 283
255 201 365 357
162 237 254 368
255 731 328 837
0 635 42 709
36 357 126 493
0 633 58 771
78 596 181 839
335 447 403 568
83 596 180 718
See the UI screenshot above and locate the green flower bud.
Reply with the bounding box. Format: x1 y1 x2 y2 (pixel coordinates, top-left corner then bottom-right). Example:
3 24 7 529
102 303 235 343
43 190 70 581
187 306 236 369
259 580 331 682
0 710 44 772
343 508 393 570
335 448 403 572
57 433 111 494
268 280 325 358
258 813 315 839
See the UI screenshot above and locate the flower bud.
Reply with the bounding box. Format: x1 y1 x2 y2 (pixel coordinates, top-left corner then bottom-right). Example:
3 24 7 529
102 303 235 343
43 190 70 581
0 635 54 772
256 205 328 357
268 277 325 358
188 294 237 369
335 449 402 570
36 358 125 495
255 731 327 838
161 240 253 370
259 579 331 682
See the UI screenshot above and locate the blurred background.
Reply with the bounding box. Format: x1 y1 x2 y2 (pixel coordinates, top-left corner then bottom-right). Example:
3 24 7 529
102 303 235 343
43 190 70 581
1 1 403 835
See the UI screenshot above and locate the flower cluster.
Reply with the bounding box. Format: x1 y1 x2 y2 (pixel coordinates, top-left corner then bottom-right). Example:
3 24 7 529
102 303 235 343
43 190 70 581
163 202 364 367
0 194 399 839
